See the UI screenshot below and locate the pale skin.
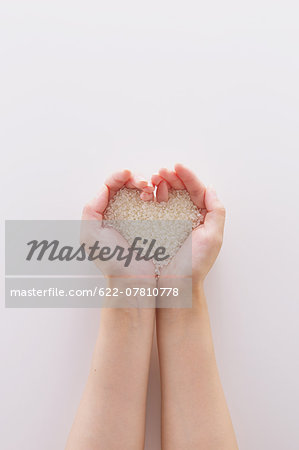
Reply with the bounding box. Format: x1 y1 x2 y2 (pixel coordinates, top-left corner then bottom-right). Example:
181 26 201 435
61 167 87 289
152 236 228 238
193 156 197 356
65 165 238 450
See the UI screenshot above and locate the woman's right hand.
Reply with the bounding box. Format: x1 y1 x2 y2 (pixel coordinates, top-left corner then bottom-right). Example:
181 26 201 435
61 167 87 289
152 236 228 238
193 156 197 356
153 164 226 285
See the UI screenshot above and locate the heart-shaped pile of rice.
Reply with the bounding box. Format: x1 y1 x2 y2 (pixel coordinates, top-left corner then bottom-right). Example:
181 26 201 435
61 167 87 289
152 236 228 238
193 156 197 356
103 188 203 273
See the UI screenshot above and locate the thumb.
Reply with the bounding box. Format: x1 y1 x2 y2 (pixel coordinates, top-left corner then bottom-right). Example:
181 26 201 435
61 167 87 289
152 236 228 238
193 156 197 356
203 185 226 238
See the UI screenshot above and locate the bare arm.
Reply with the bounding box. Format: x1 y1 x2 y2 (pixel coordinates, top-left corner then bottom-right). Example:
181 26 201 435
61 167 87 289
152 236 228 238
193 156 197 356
154 165 238 450
66 170 156 450
66 306 155 450
157 287 238 449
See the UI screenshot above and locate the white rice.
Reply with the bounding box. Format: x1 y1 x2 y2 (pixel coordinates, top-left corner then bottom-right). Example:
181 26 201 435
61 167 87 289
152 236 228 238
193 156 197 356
103 188 203 273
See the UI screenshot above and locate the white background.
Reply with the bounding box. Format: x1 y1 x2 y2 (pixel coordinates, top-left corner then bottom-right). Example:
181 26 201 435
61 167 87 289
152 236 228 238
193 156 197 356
1 1 299 449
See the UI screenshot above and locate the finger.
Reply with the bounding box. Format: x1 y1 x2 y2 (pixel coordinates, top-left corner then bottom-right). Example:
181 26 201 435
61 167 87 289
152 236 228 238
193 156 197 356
151 174 164 187
124 179 136 189
125 175 148 190
158 168 185 189
140 185 154 201
203 185 226 238
142 185 155 193
174 163 206 208
140 191 154 201
129 174 148 190
82 185 109 222
124 174 153 199
156 180 169 202
105 169 132 199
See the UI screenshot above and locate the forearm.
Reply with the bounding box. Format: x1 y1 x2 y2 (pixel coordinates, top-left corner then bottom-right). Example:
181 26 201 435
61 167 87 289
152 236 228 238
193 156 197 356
66 301 155 450
156 284 238 450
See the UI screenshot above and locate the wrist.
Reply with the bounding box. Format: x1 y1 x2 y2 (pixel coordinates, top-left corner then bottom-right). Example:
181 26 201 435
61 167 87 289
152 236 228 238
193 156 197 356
157 275 205 309
107 275 156 289
156 278 207 323
105 276 156 308
192 280 205 304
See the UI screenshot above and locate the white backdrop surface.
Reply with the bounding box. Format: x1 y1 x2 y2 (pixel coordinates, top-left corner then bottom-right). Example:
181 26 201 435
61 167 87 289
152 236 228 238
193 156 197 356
1 1 299 449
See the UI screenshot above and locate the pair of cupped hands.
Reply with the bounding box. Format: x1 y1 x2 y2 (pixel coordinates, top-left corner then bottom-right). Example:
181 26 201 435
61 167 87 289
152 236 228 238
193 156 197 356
82 164 226 285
